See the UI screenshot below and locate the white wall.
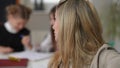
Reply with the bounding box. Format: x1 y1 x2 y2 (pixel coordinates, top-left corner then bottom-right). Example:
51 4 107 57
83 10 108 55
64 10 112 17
27 12 50 44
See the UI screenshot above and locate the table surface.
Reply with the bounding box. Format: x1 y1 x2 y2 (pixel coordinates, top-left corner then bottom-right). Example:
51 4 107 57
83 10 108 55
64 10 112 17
0 53 51 68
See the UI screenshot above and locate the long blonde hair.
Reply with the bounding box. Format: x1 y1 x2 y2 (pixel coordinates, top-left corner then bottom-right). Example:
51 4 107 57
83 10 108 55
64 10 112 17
49 0 104 68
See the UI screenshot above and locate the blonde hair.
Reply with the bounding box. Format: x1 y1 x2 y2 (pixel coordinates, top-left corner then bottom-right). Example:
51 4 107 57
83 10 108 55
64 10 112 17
49 0 104 68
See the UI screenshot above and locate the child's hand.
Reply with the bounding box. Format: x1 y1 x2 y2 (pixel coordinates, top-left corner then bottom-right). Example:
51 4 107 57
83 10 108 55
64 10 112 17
21 36 32 50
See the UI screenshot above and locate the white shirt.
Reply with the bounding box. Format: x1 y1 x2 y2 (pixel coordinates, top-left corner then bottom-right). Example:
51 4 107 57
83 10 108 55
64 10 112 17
4 21 17 34
39 33 53 52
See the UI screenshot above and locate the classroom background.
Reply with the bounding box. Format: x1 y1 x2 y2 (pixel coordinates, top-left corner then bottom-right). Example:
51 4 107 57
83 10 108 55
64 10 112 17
20 0 120 52
0 0 120 68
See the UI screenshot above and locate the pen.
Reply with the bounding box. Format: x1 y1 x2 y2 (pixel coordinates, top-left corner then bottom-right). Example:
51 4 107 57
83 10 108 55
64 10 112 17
20 34 24 38
8 56 21 62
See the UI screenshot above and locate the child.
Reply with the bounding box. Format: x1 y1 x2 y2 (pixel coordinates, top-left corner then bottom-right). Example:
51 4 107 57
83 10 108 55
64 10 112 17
37 6 57 52
0 4 32 54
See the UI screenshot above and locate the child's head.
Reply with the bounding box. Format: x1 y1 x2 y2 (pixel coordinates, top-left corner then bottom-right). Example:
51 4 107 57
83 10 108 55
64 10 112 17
6 4 32 32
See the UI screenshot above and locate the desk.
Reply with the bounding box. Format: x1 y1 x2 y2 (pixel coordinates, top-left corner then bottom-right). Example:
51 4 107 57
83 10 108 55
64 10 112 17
0 53 51 68
28 58 50 68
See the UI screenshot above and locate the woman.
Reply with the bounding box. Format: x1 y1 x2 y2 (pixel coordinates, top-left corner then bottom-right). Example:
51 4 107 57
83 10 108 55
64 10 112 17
49 0 120 68
0 4 32 54
38 6 57 52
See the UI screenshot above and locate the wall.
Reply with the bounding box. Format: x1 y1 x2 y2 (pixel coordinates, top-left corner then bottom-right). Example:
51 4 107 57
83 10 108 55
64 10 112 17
27 12 50 44
92 0 120 52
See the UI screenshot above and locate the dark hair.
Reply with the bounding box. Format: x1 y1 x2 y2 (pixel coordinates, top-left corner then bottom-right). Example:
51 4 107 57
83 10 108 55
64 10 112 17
6 4 32 20
49 6 57 52
49 6 56 20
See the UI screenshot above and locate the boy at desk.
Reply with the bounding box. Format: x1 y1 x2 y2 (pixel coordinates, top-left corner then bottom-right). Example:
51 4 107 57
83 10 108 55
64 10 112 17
0 4 32 54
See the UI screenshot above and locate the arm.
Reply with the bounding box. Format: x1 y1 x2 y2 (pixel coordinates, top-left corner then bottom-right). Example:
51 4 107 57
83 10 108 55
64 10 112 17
39 34 53 52
21 35 32 50
0 46 13 54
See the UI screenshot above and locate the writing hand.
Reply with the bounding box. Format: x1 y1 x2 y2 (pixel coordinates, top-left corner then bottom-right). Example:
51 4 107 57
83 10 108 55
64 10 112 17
21 36 32 50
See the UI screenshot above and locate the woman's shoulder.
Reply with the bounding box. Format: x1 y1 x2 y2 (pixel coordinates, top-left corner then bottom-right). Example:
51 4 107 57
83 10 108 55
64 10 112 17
101 44 120 68
98 44 120 58
91 44 120 68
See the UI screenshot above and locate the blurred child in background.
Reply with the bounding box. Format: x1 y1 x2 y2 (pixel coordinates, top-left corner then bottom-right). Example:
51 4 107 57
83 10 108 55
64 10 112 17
0 4 32 54
36 6 57 52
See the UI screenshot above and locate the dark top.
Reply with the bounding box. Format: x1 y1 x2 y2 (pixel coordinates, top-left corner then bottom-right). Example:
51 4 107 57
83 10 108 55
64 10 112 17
0 24 30 52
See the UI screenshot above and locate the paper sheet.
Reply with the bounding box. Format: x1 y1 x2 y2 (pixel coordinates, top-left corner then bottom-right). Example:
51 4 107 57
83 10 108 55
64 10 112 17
9 51 53 61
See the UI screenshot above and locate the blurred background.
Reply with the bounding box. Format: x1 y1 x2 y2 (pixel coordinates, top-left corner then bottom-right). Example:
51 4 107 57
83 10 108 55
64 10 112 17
0 0 120 51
